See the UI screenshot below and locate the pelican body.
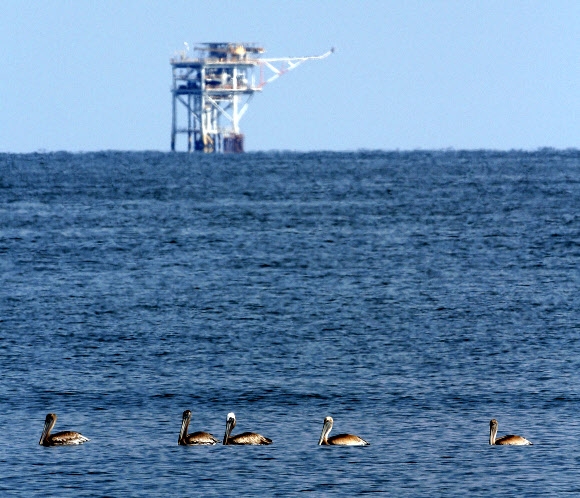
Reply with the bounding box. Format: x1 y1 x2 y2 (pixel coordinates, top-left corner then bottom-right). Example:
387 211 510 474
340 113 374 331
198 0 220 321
178 410 218 445
318 416 369 446
489 419 532 446
222 412 272 445
39 413 89 446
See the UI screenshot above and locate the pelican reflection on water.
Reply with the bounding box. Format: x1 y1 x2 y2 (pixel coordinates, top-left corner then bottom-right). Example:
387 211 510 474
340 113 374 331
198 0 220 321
178 410 219 445
39 413 89 446
318 416 369 446
222 412 272 445
489 419 532 446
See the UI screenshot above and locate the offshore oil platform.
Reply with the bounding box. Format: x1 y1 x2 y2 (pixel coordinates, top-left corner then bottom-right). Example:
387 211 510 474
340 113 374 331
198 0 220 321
170 43 333 153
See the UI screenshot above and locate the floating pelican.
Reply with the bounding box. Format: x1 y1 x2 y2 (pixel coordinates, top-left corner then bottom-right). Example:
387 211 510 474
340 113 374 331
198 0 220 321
222 412 272 445
318 416 369 446
489 419 532 445
39 413 89 446
178 410 218 445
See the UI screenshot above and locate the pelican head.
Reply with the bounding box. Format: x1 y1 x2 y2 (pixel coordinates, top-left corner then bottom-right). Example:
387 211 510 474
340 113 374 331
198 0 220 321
223 412 237 445
318 416 334 445
179 410 192 444
39 413 57 445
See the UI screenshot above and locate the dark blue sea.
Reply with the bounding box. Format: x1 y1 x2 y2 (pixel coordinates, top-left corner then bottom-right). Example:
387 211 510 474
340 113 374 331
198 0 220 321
1 150 579 496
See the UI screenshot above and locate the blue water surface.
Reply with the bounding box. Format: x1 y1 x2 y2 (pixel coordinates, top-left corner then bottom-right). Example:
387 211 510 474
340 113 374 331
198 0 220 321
0 150 579 496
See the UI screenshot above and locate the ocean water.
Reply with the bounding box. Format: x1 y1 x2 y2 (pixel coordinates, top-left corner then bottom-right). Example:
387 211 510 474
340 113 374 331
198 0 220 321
0 150 579 496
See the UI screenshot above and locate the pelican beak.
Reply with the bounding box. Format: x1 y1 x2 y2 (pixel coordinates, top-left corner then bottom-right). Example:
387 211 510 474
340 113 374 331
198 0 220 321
318 420 331 445
223 418 234 445
178 415 188 443
39 419 50 445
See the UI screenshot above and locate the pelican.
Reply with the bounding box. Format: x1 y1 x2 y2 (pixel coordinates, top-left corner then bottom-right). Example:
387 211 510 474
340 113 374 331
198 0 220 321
222 412 272 445
178 410 218 445
318 416 369 446
39 413 89 446
489 419 532 445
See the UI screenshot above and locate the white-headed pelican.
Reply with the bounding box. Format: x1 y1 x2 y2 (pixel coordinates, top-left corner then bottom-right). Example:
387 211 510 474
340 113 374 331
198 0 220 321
39 413 89 446
178 410 218 445
222 412 272 445
318 416 369 446
489 419 532 445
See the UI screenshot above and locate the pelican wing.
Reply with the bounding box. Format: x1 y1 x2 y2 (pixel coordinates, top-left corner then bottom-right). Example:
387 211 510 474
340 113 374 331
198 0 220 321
495 434 532 445
49 431 90 445
229 432 272 445
183 431 218 445
328 433 369 446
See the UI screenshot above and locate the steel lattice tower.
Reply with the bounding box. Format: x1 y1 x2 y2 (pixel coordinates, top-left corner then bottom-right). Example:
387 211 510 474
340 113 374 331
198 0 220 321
170 43 333 153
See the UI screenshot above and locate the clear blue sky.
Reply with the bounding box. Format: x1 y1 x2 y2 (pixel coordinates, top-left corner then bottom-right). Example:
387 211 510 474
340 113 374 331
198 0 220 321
1 0 579 152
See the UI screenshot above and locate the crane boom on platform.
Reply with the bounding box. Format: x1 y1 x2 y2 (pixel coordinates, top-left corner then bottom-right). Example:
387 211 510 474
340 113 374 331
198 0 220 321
258 48 334 86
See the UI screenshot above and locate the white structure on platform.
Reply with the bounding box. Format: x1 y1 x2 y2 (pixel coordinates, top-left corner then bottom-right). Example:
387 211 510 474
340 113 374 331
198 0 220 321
170 43 333 153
